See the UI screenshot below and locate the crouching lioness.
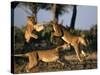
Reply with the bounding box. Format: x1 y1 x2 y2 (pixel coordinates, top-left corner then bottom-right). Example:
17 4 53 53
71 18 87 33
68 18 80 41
14 43 69 72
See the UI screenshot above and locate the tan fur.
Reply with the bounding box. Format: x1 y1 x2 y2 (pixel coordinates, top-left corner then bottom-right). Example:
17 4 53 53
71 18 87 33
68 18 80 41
37 43 69 63
52 23 62 37
24 16 38 42
24 16 45 43
25 52 38 72
14 43 69 72
50 22 62 42
51 23 88 62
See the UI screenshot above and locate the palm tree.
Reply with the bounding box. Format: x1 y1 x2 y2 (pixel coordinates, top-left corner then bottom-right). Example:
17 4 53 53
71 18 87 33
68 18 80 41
18 2 49 23
13 2 70 25
52 4 57 22
51 4 69 24
70 5 77 29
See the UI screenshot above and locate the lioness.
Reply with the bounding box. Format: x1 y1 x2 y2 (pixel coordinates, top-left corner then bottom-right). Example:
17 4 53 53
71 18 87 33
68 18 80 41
25 16 45 43
51 23 88 62
14 43 69 72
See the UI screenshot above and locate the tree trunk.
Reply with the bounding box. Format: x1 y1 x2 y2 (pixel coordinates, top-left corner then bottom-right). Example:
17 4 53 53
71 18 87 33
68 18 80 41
34 9 37 24
55 9 59 23
52 4 58 23
70 5 77 29
32 5 40 24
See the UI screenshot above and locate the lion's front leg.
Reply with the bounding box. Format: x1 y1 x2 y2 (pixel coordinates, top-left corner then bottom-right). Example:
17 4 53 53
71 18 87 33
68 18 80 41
30 33 38 39
80 50 88 58
73 44 83 62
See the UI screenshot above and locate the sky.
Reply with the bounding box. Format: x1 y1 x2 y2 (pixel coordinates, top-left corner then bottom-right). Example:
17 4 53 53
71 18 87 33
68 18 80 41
14 3 97 30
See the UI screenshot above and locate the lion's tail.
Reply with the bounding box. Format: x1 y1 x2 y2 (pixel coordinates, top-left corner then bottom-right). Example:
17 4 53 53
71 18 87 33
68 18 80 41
13 53 28 57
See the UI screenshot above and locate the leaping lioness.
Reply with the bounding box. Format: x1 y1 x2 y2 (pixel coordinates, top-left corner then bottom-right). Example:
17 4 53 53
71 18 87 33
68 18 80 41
51 22 88 62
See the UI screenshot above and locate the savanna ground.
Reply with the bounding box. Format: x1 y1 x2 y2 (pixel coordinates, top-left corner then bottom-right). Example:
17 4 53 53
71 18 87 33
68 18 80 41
13 25 97 74
14 49 97 74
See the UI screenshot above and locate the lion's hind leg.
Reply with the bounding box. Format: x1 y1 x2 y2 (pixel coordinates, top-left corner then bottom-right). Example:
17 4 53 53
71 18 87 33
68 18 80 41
25 52 38 72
